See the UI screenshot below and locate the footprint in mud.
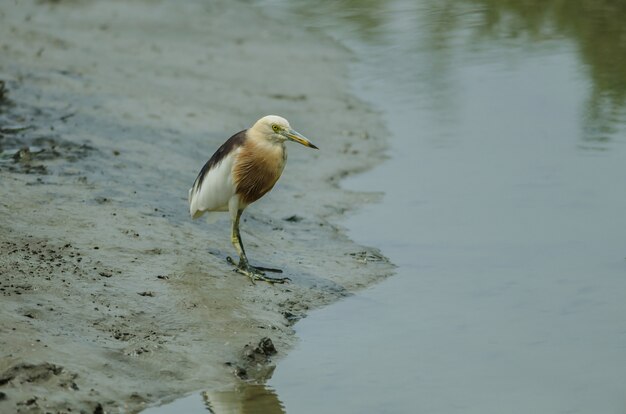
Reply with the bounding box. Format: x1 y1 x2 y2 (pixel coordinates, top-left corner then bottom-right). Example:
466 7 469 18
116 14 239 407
0 82 93 174
0 136 93 174
0 362 79 393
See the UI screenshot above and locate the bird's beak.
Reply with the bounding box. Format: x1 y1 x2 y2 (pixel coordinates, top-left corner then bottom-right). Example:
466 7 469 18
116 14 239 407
285 129 318 149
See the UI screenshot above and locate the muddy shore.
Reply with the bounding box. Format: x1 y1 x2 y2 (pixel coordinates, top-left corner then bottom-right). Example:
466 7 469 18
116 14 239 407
0 1 392 413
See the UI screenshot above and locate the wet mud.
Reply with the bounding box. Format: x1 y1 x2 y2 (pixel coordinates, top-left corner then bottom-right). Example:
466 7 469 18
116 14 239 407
0 0 392 413
0 89 92 174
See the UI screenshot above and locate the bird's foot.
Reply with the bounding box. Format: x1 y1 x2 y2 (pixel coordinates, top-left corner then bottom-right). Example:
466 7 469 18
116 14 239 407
226 256 290 284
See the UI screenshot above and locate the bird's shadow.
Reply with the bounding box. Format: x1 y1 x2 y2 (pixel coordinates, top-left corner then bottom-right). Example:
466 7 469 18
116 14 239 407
205 247 351 299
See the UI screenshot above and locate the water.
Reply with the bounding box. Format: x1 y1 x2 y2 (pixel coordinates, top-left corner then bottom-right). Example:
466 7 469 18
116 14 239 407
149 0 626 412
268 1 626 413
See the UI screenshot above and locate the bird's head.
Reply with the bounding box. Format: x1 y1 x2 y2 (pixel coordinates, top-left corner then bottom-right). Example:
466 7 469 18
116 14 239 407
252 115 318 149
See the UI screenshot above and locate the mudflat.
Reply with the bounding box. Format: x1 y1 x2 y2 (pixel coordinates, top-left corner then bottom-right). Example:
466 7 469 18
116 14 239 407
0 1 392 413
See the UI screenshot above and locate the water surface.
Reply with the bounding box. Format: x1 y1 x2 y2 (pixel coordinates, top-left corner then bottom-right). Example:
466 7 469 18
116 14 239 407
269 1 626 413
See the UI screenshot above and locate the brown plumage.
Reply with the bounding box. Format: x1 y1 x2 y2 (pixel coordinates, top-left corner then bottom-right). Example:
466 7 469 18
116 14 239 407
233 138 286 206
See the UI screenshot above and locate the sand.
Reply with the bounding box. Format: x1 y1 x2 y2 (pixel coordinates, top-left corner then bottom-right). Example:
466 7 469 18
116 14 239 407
0 0 392 412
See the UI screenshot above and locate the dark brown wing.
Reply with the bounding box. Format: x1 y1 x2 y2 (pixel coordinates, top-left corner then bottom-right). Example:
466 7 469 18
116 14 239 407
191 129 247 194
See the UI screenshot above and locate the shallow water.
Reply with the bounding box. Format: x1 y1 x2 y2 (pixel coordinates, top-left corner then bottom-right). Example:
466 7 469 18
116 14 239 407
148 0 626 412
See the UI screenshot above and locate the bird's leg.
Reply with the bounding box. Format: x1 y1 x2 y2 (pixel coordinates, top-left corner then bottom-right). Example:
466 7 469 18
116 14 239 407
232 213 283 273
227 209 289 284
228 208 249 268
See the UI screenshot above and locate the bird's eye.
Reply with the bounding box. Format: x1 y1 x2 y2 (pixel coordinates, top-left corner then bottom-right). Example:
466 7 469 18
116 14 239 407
272 124 280 132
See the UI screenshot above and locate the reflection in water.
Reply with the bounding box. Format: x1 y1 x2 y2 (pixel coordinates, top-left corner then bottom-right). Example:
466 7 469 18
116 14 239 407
143 383 285 414
202 384 285 414
457 0 626 146
278 0 626 147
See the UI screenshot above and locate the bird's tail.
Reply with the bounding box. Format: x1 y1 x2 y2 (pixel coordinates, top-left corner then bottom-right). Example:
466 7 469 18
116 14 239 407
188 187 202 219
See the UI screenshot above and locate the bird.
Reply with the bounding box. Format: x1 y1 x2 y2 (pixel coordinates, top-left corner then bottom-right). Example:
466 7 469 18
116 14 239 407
189 115 318 283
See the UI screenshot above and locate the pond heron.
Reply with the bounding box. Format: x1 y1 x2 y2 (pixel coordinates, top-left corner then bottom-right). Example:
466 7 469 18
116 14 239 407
189 115 318 283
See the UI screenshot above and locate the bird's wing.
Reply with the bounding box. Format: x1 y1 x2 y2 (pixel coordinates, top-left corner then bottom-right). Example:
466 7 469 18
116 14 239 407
189 131 247 218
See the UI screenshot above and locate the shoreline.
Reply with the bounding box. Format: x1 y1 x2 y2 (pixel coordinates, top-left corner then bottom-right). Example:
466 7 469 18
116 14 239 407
0 1 393 412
